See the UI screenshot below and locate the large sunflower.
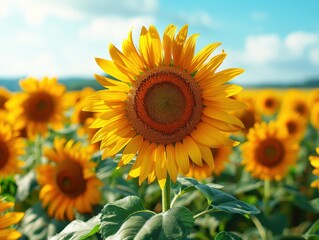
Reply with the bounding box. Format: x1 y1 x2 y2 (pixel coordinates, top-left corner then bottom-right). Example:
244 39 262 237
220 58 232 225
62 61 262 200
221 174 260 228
0 198 24 240
0 121 25 177
84 24 245 188
241 122 299 180
5 77 66 138
36 138 102 221
309 148 319 188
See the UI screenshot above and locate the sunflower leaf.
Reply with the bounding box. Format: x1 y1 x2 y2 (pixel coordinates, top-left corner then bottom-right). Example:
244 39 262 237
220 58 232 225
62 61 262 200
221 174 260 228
178 177 260 216
100 196 194 239
49 214 101 240
214 231 242 240
100 196 146 238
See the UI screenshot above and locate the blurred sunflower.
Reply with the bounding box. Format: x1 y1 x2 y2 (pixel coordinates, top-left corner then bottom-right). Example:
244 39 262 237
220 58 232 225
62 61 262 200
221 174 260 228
0 198 24 240
187 146 232 180
5 77 67 138
36 138 102 221
84 24 245 188
280 90 309 120
234 108 259 135
241 122 299 180
0 87 11 112
256 90 280 116
0 121 25 177
310 102 319 130
65 87 95 110
309 148 319 188
277 112 307 140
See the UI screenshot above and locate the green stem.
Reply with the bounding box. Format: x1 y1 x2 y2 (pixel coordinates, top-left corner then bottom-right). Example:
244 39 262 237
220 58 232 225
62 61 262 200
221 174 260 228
162 175 171 212
251 215 267 240
34 134 42 166
193 208 221 219
263 179 271 216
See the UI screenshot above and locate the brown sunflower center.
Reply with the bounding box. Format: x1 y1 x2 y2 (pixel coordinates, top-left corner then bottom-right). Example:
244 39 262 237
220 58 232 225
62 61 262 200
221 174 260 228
56 160 86 198
25 92 55 122
286 120 297 134
127 66 203 144
0 95 8 110
79 110 94 125
256 138 285 167
211 148 220 159
294 103 307 115
0 141 10 169
265 98 274 108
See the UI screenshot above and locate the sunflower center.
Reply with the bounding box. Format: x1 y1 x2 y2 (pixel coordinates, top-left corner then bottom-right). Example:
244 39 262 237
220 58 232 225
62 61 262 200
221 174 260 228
25 92 55 122
79 110 94 125
211 148 220 158
56 161 86 198
256 138 285 167
0 141 10 169
127 66 203 145
0 95 8 110
295 103 306 115
286 121 297 134
265 98 274 108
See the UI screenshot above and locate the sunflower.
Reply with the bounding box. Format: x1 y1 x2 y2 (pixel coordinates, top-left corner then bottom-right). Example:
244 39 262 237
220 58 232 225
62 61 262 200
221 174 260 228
277 112 307 140
84 24 245 188
36 138 102 220
0 121 25 177
0 198 24 240
310 102 319 130
234 108 260 135
309 148 319 188
241 121 299 180
256 90 280 116
187 146 232 180
5 77 67 138
280 90 309 120
0 87 11 112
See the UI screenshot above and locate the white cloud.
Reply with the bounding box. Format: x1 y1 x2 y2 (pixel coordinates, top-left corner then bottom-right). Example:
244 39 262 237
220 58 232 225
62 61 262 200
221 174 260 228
242 34 281 65
177 11 219 29
285 31 319 56
79 16 155 45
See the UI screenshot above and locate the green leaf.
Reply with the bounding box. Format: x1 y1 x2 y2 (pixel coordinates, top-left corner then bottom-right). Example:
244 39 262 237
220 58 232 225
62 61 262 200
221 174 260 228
100 196 146 238
100 196 194 240
49 215 100 240
214 231 242 240
304 219 319 239
106 207 194 240
179 178 260 216
19 203 68 239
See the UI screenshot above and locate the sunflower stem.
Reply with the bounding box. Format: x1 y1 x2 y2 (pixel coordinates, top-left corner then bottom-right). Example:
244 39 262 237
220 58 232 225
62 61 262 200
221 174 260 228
263 179 271 216
34 134 42 165
162 175 171 212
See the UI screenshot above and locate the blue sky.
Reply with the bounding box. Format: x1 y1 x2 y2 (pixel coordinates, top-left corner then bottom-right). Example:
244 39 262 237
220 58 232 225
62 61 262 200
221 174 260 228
0 0 318 85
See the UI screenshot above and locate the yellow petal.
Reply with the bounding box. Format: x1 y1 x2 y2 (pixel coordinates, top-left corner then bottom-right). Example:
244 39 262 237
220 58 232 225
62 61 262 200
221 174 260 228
162 24 177 66
166 144 178 182
95 58 131 82
203 107 244 128
183 136 202 166
197 143 214 168
154 144 167 189
173 24 188 66
121 135 144 165
94 74 130 92
175 142 190 175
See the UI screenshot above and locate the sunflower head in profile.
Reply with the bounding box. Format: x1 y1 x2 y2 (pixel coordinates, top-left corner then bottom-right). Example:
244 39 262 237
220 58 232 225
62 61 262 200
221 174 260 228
36 138 102 221
84 24 245 188
0 198 24 239
256 90 280 116
186 146 232 180
241 121 299 180
309 148 319 189
0 121 25 177
6 77 67 138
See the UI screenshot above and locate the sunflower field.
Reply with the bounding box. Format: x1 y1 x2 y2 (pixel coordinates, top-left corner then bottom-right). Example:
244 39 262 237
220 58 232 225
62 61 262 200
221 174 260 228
1 24 319 240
